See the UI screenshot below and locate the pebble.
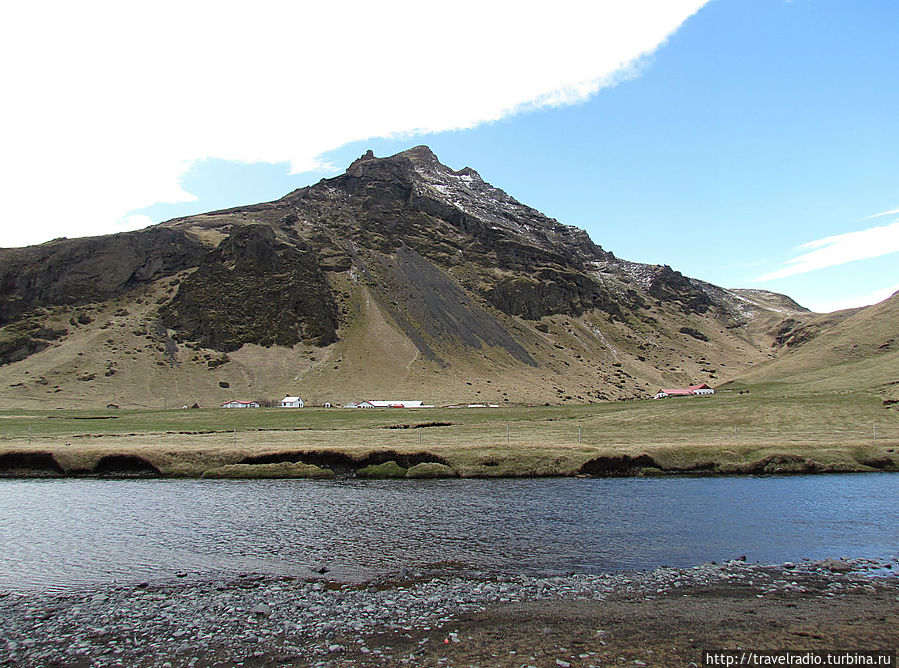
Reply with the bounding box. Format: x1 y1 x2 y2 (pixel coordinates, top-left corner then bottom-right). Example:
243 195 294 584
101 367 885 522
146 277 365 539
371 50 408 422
0 558 894 667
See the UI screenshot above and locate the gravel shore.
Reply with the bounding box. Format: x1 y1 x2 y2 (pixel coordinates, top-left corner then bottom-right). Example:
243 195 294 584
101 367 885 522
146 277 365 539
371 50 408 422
1 558 897 667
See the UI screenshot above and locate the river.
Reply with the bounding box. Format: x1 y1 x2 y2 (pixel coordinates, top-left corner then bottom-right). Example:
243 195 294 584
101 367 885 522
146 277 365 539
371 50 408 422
0 474 896 592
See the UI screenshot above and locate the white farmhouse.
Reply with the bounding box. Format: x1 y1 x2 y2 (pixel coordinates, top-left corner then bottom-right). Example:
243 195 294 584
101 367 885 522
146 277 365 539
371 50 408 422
280 396 304 408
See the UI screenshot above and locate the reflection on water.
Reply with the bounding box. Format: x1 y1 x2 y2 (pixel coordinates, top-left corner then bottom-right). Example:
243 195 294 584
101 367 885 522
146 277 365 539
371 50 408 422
0 475 896 591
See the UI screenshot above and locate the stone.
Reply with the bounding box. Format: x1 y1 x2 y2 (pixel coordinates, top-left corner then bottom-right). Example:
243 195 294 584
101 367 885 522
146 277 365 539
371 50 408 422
820 559 852 573
251 602 271 616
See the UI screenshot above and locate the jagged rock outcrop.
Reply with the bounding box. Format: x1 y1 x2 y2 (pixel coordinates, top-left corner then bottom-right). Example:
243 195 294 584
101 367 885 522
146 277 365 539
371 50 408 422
0 227 206 325
161 225 339 351
647 265 712 314
0 318 67 365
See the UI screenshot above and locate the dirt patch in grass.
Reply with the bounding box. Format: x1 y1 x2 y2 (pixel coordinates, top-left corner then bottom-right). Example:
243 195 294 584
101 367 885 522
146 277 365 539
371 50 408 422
383 421 455 430
854 455 898 471
579 454 659 476
716 454 825 475
239 449 450 474
93 454 161 477
0 450 65 476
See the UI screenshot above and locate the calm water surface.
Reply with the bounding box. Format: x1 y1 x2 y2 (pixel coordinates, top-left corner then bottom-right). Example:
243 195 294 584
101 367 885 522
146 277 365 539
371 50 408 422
0 475 896 592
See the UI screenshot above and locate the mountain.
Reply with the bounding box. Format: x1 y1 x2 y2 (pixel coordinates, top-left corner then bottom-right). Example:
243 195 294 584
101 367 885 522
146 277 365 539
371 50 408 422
0 146 846 409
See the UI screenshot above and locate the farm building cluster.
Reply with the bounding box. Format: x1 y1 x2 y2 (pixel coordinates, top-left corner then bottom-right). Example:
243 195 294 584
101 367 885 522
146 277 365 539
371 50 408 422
653 384 715 399
343 400 434 409
220 397 431 409
219 385 718 408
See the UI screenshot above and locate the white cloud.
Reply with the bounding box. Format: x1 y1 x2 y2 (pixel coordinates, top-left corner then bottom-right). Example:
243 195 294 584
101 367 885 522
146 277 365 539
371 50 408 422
862 207 899 220
756 221 899 281
805 283 899 314
0 0 708 248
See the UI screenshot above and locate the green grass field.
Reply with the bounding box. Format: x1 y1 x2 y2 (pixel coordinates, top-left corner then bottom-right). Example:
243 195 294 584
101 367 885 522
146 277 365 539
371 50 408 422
1 383 897 478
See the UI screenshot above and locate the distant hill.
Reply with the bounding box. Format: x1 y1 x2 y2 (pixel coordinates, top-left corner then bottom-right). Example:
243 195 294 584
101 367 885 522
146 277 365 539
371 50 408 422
0 146 878 409
727 290 899 404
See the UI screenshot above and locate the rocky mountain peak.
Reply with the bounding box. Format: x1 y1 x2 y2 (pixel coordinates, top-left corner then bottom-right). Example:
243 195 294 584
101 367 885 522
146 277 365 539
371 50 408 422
344 146 470 185
396 145 442 167
396 146 483 184
346 149 377 171
303 147 609 275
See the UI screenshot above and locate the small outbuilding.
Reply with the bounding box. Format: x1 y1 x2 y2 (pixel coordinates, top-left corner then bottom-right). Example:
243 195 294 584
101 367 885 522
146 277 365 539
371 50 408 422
280 396 304 408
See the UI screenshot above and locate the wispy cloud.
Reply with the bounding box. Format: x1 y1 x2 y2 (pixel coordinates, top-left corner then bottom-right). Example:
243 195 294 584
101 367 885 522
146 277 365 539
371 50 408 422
756 221 899 281
805 282 899 314
0 0 710 248
862 207 899 220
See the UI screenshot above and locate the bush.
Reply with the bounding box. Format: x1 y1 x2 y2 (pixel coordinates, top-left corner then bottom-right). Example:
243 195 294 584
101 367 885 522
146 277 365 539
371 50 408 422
406 462 457 478
356 460 407 479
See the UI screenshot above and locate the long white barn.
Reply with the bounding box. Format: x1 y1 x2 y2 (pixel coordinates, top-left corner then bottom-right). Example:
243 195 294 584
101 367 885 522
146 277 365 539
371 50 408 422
347 400 427 408
221 400 260 408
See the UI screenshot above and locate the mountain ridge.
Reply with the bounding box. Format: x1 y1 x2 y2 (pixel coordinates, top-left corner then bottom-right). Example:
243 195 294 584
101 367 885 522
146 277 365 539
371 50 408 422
0 146 867 409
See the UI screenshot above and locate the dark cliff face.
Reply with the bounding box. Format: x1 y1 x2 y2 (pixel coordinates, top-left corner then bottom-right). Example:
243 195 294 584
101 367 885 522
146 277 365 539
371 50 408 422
160 225 339 351
0 227 207 325
486 269 627 321
647 265 712 315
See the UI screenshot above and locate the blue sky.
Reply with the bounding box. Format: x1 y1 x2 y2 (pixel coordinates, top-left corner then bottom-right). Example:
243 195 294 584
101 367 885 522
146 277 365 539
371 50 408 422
4 0 897 312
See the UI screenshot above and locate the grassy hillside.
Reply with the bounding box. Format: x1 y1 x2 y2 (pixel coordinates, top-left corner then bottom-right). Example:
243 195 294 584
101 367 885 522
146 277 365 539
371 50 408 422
730 291 899 402
0 267 786 410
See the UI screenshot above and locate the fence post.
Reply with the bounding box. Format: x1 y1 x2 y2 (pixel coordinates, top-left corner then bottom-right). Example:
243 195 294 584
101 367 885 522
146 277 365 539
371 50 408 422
506 424 510 445
578 426 581 444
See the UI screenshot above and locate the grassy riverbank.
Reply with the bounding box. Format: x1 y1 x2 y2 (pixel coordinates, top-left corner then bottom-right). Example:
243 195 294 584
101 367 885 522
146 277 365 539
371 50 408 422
1 386 897 478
